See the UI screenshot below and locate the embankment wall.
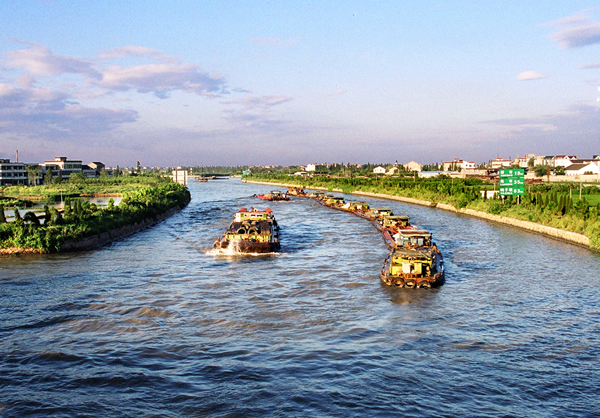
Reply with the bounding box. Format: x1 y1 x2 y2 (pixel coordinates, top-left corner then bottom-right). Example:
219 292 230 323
244 180 591 249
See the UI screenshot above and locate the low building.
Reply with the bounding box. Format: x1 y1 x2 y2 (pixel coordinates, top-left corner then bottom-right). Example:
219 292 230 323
442 158 476 171
0 159 27 186
404 161 423 172
373 166 386 174
387 167 399 175
565 162 599 176
553 155 578 168
172 170 188 185
490 158 512 169
305 164 316 172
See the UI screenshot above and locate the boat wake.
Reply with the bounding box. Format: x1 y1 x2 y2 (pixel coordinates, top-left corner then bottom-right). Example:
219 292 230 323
205 247 279 257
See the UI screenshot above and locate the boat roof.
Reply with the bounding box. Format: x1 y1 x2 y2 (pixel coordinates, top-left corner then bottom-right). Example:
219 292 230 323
397 229 431 237
391 248 433 259
385 215 410 220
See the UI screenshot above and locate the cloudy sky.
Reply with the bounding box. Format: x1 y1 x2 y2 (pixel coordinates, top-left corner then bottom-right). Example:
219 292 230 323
1 1 599 167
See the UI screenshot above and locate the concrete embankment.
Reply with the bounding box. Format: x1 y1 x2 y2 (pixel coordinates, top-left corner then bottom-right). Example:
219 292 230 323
244 180 592 249
1 205 185 255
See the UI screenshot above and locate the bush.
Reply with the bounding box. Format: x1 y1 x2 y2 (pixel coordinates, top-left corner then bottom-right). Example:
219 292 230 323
487 201 504 215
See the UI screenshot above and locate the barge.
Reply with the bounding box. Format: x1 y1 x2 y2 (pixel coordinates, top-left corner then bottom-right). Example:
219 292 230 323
380 247 444 288
255 190 290 201
213 208 280 253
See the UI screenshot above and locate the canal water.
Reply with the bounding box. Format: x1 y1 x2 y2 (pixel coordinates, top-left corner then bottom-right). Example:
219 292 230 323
1 178 599 417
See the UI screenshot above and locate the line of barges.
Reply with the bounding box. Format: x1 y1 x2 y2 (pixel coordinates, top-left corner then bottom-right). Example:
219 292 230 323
286 187 445 289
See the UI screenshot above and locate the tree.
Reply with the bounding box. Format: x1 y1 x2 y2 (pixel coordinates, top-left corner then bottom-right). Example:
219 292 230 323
137 161 141 174
69 172 87 183
26 164 40 186
45 166 53 185
553 166 565 176
0 205 5 223
528 157 535 168
533 165 548 177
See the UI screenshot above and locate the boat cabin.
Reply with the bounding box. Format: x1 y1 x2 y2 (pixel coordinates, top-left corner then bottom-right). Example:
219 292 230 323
234 208 272 222
395 229 432 247
371 207 394 216
383 215 410 228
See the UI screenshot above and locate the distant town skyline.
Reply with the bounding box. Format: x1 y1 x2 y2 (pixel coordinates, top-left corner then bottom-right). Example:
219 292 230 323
1 1 599 167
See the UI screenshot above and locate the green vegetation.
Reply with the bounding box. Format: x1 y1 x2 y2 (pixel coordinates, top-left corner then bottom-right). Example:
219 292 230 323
0 181 190 253
247 173 600 250
0 175 171 204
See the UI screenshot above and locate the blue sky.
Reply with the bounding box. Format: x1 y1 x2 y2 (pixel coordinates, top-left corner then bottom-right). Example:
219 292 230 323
1 1 599 167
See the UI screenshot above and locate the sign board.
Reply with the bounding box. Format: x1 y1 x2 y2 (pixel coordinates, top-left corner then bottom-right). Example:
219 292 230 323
499 168 525 177
498 168 525 197
499 177 525 186
499 186 525 196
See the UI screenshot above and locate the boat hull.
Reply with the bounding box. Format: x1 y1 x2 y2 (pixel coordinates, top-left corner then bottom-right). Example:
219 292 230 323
213 238 280 253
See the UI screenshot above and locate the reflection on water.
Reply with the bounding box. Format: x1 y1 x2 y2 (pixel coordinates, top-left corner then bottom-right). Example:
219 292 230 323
1 178 599 417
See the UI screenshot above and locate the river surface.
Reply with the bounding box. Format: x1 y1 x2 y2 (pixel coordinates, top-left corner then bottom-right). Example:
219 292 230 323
1 178 599 417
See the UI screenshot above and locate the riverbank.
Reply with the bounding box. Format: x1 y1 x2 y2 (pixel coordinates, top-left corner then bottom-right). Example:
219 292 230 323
1 181 191 255
244 179 592 249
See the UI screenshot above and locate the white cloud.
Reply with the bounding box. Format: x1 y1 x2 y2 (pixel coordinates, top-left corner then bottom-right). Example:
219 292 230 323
222 95 293 109
4 42 101 79
580 61 600 69
0 82 137 141
516 71 548 81
98 46 179 63
544 10 600 49
97 63 226 98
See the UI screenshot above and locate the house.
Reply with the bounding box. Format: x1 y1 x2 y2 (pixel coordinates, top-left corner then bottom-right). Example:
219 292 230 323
564 162 599 176
442 158 475 171
404 161 423 172
490 158 513 169
0 159 27 186
373 166 386 174
387 166 399 175
305 164 316 172
553 155 578 168
514 154 537 168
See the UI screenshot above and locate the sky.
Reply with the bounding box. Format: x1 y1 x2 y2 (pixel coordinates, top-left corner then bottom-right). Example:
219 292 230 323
0 1 599 167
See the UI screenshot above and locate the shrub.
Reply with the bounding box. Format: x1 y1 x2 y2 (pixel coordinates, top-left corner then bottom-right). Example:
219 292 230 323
488 201 504 215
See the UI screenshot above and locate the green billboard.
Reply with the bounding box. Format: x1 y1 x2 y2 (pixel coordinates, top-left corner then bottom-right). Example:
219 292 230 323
498 168 525 196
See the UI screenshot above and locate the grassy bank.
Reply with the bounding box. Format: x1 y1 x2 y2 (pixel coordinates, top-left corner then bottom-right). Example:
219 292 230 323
246 173 600 250
0 181 190 253
0 175 169 205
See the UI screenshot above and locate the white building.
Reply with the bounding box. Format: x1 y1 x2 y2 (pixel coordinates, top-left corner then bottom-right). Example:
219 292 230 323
373 166 386 174
553 155 578 168
41 156 83 180
490 158 512 169
404 161 423 172
565 162 599 176
305 164 316 172
0 159 27 186
442 158 476 171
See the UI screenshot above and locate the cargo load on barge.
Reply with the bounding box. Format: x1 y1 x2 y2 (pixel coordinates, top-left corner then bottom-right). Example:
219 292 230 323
286 186 306 197
380 247 444 288
255 190 290 201
213 208 280 253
